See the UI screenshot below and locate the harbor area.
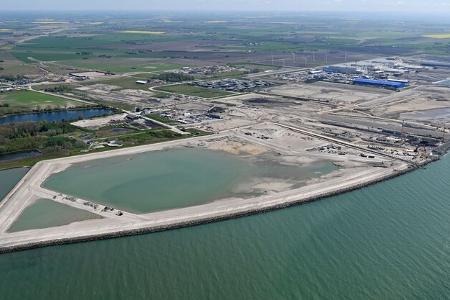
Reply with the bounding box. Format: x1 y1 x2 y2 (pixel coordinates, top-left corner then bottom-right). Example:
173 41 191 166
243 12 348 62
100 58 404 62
0 124 412 253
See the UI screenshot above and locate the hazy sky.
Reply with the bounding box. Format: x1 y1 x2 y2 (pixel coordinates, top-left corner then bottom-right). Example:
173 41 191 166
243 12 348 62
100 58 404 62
3 0 450 12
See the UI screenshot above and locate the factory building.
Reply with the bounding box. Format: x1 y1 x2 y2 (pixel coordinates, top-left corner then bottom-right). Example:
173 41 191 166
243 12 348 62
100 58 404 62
69 73 89 81
387 78 409 84
353 78 407 89
323 66 360 74
136 80 149 85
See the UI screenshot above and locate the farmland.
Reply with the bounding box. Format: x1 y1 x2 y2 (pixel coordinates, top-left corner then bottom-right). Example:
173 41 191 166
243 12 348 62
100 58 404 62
4 12 450 80
0 90 87 116
120 30 166 35
82 76 152 91
424 33 450 39
59 59 182 74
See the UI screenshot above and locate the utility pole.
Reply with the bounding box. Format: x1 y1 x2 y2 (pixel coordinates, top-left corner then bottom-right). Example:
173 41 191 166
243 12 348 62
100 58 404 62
442 122 446 142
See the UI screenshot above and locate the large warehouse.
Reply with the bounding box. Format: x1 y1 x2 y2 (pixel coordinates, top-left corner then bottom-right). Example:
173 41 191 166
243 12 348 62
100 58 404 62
353 78 407 89
323 65 360 74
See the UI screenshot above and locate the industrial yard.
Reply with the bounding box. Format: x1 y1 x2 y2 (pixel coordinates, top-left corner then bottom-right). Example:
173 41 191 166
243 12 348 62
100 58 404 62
2 52 450 252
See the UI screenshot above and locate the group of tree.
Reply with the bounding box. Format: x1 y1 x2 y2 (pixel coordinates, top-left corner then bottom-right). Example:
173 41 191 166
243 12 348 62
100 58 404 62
44 85 72 93
0 121 84 155
0 121 76 139
153 72 194 82
0 75 26 82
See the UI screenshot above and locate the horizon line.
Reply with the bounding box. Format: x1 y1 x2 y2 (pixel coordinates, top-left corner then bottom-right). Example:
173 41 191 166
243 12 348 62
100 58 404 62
1 9 450 13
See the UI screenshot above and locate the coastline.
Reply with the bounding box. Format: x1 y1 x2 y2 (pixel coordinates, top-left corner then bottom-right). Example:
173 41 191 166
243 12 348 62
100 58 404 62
0 133 439 255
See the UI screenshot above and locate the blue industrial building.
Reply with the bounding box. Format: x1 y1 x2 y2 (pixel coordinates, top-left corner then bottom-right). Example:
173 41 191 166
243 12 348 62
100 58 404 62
352 78 407 89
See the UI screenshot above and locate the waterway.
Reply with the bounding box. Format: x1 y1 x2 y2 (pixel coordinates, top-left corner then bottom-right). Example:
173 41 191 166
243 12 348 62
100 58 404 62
0 150 42 162
44 148 335 213
0 156 449 299
7 199 102 233
0 108 114 125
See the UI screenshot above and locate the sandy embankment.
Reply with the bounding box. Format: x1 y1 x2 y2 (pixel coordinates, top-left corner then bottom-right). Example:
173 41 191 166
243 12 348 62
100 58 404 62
0 133 412 254
0 160 410 254
71 113 127 129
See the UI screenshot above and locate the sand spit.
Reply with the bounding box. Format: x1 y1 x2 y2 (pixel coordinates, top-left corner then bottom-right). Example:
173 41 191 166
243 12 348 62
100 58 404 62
0 131 417 254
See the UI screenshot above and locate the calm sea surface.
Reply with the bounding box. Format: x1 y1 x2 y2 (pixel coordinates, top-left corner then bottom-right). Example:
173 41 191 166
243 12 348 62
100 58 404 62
0 168 28 200
44 148 335 213
0 108 114 125
0 156 449 299
7 199 101 233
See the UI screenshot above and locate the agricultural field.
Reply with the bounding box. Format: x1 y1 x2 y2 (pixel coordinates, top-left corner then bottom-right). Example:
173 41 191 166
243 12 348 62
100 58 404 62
4 13 450 82
11 32 185 63
83 76 152 91
0 90 87 115
0 51 40 78
155 84 233 98
58 59 182 74
120 31 166 35
424 34 450 39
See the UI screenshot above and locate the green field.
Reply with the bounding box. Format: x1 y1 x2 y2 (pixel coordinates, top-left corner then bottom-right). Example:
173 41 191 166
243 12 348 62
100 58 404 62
0 90 85 115
11 32 187 64
424 33 450 39
82 76 150 91
59 59 182 74
0 51 40 77
155 84 232 98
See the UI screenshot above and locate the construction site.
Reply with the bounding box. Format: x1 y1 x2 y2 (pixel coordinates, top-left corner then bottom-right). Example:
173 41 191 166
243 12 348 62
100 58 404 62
1 54 450 253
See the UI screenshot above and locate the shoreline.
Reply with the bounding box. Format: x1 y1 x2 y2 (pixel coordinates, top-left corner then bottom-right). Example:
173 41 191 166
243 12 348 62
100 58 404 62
0 162 416 255
0 134 438 255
